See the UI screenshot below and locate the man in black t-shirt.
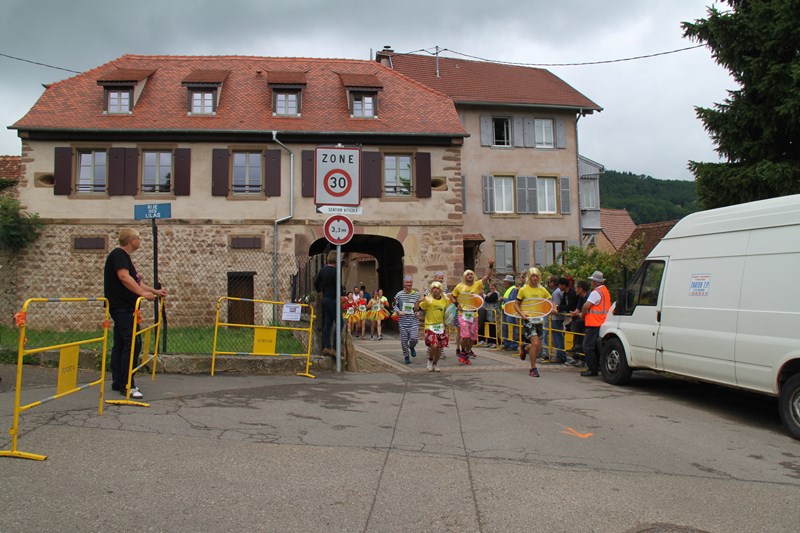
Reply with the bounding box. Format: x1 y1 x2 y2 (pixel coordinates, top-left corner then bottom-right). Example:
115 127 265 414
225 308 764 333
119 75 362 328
104 228 167 399
314 251 338 356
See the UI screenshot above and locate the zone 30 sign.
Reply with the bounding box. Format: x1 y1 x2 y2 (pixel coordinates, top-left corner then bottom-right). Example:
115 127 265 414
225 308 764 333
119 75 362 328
314 147 361 207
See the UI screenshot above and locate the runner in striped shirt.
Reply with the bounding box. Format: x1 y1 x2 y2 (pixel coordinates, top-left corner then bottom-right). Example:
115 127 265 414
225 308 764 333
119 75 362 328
393 276 421 365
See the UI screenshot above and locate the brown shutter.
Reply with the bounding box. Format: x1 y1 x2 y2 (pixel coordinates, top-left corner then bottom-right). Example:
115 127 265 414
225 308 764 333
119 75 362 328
54 147 73 195
108 148 126 196
264 150 281 196
212 148 230 196
415 152 431 198
301 150 314 197
124 148 138 196
173 148 191 196
361 151 382 198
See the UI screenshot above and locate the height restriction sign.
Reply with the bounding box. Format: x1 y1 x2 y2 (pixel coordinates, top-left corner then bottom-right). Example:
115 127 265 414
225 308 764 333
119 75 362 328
314 146 361 207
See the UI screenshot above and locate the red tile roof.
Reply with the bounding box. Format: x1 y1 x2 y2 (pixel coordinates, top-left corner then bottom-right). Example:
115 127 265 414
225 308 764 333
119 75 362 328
0 156 21 181
13 55 466 138
384 53 602 111
622 220 678 257
97 69 155 83
181 69 230 84
600 208 637 250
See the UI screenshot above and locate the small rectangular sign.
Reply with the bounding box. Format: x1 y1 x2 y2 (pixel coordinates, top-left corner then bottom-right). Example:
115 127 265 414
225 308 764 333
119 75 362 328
281 303 302 322
57 346 79 395
253 327 277 355
317 205 363 215
689 273 710 296
134 203 172 220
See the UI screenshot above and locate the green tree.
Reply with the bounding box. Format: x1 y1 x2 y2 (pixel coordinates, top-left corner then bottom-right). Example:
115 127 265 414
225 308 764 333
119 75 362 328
683 1 800 208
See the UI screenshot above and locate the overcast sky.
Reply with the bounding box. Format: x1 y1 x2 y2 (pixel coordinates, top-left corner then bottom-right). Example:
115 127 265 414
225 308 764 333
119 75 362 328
0 0 732 180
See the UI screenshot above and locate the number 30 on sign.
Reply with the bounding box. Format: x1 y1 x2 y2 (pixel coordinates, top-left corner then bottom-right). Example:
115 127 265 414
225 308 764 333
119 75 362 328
323 214 355 246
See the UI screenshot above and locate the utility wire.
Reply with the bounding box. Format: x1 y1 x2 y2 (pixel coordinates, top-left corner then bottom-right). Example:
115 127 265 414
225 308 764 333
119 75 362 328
0 52 82 74
398 44 706 67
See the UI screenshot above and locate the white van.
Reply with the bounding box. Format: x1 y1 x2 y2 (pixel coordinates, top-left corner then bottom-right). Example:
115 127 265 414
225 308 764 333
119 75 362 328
599 194 800 439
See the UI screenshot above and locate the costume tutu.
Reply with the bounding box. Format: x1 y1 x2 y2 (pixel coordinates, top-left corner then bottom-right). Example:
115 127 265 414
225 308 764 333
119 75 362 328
367 303 390 321
354 299 368 321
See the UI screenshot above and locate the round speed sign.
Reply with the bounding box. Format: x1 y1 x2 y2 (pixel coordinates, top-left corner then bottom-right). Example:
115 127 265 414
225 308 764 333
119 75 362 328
323 215 355 246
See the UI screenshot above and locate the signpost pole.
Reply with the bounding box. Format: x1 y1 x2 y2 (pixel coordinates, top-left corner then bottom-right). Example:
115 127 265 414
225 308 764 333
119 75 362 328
335 245 342 372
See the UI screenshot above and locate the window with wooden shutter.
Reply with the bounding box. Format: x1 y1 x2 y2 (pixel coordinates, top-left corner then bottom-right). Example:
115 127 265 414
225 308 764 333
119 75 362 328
482 175 495 213
560 176 571 215
301 150 314 197
414 152 431 198
361 152 382 198
515 176 537 214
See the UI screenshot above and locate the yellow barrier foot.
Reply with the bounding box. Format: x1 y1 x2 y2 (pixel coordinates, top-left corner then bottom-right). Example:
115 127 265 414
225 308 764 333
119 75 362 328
0 450 47 461
105 400 150 408
296 372 316 379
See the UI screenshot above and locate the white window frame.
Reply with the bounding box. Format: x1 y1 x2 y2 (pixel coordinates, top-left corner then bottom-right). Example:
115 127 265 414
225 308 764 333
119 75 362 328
493 176 514 213
492 117 511 147
106 89 131 114
352 93 375 118
232 152 263 195
384 154 412 196
580 177 599 209
534 118 554 149
537 176 557 214
274 91 300 116
142 150 173 194
76 150 107 194
191 90 215 114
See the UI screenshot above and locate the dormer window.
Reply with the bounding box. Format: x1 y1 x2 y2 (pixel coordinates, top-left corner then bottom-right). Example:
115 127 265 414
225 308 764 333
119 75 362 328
96 68 154 114
268 71 307 117
107 89 131 113
352 93 375 118
338 72 383 119
182 70 229 115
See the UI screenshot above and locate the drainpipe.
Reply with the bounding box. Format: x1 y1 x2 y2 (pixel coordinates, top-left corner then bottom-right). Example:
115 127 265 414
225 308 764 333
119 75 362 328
575 112 584 248
272 131 295 302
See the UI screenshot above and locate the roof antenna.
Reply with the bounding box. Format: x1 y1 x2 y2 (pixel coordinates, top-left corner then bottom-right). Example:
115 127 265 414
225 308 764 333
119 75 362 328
435 45 440 78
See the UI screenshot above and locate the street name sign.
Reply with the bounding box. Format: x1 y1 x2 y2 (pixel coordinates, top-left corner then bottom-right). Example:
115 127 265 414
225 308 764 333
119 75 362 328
134 203 172 220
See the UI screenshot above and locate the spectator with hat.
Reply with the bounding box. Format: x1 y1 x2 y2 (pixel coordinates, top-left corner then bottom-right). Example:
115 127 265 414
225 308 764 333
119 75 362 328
579 270 611 377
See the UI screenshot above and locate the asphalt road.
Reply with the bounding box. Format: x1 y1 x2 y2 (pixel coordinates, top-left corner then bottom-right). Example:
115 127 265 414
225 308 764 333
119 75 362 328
1 344 798 532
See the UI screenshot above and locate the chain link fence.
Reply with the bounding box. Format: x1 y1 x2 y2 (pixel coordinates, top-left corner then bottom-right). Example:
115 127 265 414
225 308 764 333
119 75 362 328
1 244 326 357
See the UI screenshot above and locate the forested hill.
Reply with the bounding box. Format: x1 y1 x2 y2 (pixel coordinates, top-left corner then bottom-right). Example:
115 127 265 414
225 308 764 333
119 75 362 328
600 170 698 225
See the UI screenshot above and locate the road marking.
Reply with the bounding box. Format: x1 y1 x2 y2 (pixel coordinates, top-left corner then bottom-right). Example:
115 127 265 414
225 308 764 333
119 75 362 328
562 427 593 439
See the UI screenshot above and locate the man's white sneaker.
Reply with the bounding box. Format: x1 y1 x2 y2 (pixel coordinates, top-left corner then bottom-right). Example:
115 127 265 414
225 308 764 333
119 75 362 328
427 359 434 371
432 364 440 372
128 387 143 400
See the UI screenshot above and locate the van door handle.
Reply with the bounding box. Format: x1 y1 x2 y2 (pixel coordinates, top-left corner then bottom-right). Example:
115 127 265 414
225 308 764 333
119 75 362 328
656 311 661 322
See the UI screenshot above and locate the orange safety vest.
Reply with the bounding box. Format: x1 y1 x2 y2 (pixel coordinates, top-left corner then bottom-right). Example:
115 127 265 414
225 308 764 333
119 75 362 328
585 284 610 328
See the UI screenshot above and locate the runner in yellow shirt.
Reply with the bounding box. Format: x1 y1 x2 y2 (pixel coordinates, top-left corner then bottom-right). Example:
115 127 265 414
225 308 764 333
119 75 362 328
450 259 494 364
513 267 551 378
415 281 450 372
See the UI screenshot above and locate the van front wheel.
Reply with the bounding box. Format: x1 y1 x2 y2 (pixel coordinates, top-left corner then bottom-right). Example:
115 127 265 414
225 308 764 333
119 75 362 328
601 338 633 385
779 373 800 440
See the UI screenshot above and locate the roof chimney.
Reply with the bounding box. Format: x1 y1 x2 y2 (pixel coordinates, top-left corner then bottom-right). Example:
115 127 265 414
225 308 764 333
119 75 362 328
377 45 394 68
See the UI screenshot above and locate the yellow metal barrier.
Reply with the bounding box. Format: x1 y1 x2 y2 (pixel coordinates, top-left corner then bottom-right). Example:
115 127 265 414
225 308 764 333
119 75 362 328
211 297 315 379
1 298 110 461
106 296 164 408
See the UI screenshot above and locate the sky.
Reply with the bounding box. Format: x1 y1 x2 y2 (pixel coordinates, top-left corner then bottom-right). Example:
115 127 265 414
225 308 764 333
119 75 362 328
0 0 733 181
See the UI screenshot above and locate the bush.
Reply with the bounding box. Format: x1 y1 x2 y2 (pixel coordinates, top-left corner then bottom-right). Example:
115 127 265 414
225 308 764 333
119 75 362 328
0 196 43 252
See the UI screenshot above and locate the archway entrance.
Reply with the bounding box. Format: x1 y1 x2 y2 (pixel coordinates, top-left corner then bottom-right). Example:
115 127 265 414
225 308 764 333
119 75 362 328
309 234 406 303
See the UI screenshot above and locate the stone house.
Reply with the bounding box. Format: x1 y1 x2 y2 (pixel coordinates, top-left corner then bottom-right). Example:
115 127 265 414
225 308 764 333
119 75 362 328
378 49 602 275
6 55 467 327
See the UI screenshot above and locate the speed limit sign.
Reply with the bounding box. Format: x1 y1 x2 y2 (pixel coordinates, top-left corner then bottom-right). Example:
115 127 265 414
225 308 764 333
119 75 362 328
315 147 361 206
323 215 355 246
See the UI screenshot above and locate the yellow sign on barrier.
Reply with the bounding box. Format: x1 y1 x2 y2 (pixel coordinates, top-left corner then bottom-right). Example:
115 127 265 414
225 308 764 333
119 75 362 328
253 327 277 355
212 297 315 379
0 297 110 461
56 345 80 396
